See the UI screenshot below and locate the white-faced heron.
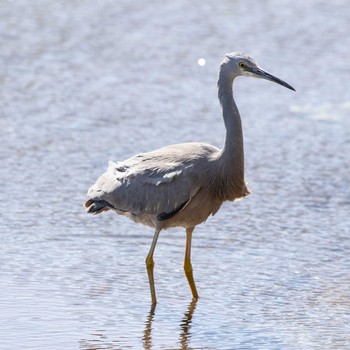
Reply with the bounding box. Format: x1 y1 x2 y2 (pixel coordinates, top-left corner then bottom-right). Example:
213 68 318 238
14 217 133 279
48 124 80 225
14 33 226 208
85 52 295 304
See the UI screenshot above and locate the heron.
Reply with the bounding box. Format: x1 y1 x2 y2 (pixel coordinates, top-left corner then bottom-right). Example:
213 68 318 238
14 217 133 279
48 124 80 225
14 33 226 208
85 52 295 304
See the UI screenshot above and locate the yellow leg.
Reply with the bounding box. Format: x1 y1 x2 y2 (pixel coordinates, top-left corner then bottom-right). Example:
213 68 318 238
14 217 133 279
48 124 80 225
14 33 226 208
145 228 161 305
184 227 198 299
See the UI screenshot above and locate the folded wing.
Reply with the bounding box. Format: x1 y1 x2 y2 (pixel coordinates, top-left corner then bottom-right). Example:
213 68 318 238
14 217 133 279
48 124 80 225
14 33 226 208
86 143 219 218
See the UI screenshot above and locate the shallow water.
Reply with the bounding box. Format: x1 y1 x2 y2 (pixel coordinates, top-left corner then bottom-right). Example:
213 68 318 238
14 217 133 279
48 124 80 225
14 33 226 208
1 0 350 349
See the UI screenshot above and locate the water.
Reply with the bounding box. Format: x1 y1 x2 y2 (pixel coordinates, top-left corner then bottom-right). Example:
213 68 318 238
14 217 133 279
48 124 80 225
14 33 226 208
1 0 350 349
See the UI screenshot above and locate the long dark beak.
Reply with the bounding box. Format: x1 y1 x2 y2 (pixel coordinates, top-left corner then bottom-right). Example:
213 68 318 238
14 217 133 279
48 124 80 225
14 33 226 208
248 67 295 91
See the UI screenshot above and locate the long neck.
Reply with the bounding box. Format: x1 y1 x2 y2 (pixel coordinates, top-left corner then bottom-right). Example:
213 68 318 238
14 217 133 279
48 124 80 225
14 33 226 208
217 70 244 179
214 68 248 200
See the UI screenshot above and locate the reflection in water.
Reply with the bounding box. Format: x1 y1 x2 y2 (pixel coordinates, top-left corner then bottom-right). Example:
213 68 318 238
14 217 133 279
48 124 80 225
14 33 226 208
142 304 156 350
179 299 197 350
142 299 198 350
80 300 198 350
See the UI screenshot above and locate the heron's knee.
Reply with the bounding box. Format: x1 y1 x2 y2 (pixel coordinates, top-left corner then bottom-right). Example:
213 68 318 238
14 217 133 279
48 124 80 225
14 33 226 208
146 256 154 269
183 262 193 274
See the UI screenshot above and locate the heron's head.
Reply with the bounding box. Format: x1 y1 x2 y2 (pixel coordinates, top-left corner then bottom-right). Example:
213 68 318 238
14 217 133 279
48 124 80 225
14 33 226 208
221 52 295 91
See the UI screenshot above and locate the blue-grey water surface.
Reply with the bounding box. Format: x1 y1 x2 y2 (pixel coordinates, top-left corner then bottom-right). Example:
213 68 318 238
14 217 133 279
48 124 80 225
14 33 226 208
1 0 350 349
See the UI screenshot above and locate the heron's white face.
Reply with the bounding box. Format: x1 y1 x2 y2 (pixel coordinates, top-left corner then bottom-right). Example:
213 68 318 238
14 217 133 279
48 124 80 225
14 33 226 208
223 52 295 90
224 52 258 76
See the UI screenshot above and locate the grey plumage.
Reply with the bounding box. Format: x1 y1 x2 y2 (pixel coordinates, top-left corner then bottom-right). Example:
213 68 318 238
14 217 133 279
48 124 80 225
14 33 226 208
85 52 295 304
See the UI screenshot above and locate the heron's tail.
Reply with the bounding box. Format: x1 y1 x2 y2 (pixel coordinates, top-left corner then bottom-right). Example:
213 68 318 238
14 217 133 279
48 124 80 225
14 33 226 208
84 199 114 215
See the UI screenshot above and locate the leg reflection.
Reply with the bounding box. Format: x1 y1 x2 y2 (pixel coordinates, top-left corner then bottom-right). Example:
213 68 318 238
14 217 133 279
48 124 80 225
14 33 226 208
142 304 156 350
179 298 198 350
142 299 198 350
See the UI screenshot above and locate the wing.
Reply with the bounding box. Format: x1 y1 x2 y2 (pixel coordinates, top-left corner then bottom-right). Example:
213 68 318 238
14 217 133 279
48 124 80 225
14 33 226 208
87 142 219 217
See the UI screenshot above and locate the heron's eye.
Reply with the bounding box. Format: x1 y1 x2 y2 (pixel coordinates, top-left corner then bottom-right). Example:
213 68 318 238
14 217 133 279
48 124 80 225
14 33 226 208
239 62 246 69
